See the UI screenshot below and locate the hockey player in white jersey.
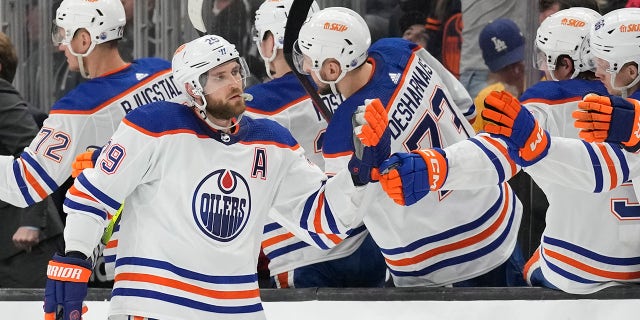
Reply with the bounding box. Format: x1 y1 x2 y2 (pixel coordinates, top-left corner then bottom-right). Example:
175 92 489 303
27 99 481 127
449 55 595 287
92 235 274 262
293 7 524 287
245 0 386 288
42 34 389 320
378 8 640 294
0 0 186 286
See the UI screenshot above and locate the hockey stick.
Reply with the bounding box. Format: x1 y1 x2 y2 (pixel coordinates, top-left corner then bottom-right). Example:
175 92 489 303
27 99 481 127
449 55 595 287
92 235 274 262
283 0 333 122
187 0 214 36
101 204 123 245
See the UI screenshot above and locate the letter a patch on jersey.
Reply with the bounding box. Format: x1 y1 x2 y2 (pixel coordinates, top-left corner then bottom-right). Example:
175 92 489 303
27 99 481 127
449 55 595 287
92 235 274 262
251 147 267 180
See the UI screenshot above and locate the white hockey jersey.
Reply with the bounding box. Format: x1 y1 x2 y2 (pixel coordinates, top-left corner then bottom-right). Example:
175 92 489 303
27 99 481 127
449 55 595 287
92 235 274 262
523 136 640 294
63 101 365 320
321 38 520 287
518 79 640 294
0 58 186 282
436 80 640 293
0 58 184 208
245 73 369 278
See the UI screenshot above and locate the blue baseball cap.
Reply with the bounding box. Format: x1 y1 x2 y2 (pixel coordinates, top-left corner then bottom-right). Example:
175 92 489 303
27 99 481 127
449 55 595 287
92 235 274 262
479 18 524 72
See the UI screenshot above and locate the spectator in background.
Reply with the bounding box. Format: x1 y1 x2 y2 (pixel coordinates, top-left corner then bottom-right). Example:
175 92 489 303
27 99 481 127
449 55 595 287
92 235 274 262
388 0 431 37
473 18 525 133
119 0 156 61
0 31 64 288
399 11 428 48
627 0 640 8
207 0 250 56
460 0 525 99
539 0 602 22
425 0 462 78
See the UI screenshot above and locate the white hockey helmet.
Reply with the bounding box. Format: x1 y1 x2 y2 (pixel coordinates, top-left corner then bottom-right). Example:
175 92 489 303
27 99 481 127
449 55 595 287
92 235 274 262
253 0 320 78
294 7 371 94
172 35 249 124
535 7 601 80
52 0 126 54
590 8 640 96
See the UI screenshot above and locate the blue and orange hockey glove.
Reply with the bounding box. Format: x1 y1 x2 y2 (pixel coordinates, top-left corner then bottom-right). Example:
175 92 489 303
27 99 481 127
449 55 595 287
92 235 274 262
348 98 391 185
573 93 640 152
71 146 101 178
482 90 550 166
44 253 91 320
379 148 448 206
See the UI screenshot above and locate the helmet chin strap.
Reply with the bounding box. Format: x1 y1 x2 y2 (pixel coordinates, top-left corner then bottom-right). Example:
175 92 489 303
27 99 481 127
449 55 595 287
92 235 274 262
611 71 640 99
68 42 97 79
260 45 278 80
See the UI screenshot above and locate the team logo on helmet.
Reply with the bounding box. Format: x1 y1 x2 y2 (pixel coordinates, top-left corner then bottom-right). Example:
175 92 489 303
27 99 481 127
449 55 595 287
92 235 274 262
192 169 252 242
561 18 586 27
594 19 605 30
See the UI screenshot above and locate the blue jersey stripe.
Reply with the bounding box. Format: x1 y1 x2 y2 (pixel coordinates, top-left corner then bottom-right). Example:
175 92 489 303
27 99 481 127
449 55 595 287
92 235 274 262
299 188 330 250
263 222 282 233
115 257 258 284
64 198 107 220
542 251 599 284
266 241 310 260
13 161 35 205
470 137 506 182
611 144 630 183
112 288 264 314
389 195 516 277
21 151 59 191
77 173 121 210
380 184 505 255
582 140 603 192
544 236 640 265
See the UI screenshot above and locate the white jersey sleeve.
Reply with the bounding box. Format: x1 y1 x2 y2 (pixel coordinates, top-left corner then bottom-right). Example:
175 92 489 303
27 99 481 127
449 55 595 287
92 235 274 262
525 136 631 193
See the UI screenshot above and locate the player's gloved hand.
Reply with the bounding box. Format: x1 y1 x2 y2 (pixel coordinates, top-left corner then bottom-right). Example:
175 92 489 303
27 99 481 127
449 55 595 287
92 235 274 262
378 148 447 206
44 252 92 320
482 90 550 166
71 146 102 178
573 93 640 152
348 98 390 185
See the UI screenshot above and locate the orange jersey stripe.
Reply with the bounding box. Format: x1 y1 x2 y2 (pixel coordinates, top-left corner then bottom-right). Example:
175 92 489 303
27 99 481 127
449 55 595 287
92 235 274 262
386 185 511 267
106 239 118 249
596 143 618 189
479 135 517 175
544 248 640 280
245 95 309 116
276 272 290 288
523 248 541 277
50 68 172 115
68 185 99 203
521 96 582 106
323 150 352 159
262 232 295 248
19 158 49 199
115 272 260 299
312 192 342 245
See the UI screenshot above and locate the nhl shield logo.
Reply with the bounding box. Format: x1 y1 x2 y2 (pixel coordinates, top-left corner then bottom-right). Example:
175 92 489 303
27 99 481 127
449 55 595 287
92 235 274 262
192 169 252 242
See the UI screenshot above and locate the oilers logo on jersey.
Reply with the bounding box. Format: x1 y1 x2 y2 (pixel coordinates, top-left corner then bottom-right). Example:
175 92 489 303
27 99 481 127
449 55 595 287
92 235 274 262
192 169 252 242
